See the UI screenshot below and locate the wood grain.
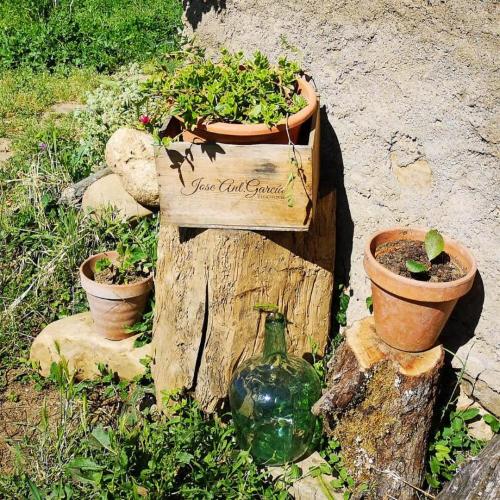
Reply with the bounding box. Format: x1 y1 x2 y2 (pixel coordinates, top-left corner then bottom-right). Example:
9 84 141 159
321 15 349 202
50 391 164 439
152 137 335 412
314 316 444 500
154 104 319 231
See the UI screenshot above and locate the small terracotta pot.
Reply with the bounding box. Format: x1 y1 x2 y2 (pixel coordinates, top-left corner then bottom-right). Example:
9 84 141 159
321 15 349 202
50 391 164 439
80 251 153 340
180 78 318 145
364 228 476 352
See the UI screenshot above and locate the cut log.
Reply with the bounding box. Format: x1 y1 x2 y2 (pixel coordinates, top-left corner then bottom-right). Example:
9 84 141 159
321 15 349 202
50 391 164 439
152 183 335 412
59 167 111 206
313 316 444 500
438 434 499 500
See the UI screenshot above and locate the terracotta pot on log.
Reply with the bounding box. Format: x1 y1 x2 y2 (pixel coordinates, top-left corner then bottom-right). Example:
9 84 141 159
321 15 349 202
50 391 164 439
363 228 476 352
80 251 153 340
180 78 317 145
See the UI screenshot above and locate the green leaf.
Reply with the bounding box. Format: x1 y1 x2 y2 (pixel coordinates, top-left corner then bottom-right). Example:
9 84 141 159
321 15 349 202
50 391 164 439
483 414 500 433
330 478 344 489
426 473 440 489
288 464 302 480
365 296 373 313
90 426 113 452
94 257 111 273
177 451 194 464
429 456 440 474
27 479 44 500
425 229 444 261
452 417 464 431
405 259 429 273
66 457 103 485
459 408 480 421
435 444 451 453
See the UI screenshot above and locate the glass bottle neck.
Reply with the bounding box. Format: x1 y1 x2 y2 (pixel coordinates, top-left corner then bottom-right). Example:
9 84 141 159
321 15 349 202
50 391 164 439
263 314 287 358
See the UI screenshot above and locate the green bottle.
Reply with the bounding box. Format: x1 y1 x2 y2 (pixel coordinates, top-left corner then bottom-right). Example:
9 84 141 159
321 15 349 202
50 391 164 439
229 312 321 465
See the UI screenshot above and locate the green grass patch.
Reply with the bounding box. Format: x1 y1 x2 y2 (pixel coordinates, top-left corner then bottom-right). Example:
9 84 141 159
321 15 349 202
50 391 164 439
0 0 182 73
0 363 285 498
0 67 104 137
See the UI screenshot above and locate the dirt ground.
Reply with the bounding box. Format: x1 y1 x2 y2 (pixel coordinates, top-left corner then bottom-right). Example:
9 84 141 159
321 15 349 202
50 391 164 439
0 370 60 474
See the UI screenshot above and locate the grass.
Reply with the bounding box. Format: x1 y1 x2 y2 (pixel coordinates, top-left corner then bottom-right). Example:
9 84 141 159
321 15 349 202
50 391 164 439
0 0 183 73
0 363 285 499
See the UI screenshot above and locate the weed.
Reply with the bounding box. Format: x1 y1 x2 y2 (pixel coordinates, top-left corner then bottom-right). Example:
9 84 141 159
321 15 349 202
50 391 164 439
425 407 498 490
0 362 285 498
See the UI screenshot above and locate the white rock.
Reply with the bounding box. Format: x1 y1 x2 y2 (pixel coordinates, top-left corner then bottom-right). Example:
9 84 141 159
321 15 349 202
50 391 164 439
30 312 152 381
105 128 159 207
82 173 152 219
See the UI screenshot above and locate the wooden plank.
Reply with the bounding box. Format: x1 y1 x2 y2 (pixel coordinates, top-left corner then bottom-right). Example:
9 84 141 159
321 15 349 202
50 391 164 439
154 106 319 231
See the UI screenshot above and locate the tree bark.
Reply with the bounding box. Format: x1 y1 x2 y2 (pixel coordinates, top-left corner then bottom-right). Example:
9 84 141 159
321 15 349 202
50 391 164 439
313 317 444 500
152 187 335 412
437 434 499 500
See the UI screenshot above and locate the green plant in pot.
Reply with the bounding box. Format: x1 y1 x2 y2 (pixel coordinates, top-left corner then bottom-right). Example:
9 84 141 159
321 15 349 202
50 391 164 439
363 228 477 352
145 47 318 144
80 244 153 340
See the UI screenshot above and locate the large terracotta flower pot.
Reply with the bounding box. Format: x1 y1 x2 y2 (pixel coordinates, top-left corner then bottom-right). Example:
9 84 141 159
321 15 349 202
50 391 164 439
80 251 153 340
180 78 318 145
363 228 476 352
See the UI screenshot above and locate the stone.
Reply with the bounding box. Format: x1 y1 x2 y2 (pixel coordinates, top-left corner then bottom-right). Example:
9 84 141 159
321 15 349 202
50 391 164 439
453 340 500 417
391 154 432 189
456 389 495 441
82 173 152 219
105 128 159 207
44 101 84 116
183 0 499 419
269 452 344 500
0 138 13 164
30 312 152 380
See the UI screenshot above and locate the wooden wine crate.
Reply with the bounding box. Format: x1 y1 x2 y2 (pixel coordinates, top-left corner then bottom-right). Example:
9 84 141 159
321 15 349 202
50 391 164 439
155 101 320 231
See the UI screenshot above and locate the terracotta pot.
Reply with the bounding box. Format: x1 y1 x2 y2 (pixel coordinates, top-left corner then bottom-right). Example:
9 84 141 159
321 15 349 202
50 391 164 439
363 228 476 352
180 78 318 145
80 251 153 340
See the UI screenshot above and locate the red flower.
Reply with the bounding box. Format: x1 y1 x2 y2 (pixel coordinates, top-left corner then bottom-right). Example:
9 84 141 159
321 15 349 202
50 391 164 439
139 115 151 125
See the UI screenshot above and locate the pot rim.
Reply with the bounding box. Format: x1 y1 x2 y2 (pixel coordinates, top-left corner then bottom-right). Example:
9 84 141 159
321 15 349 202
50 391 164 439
176 77 317 137
364 227 477 301
80 251 153 300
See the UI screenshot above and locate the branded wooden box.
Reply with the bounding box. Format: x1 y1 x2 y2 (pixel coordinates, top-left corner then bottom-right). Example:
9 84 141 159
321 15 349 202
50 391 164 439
155 103 320 231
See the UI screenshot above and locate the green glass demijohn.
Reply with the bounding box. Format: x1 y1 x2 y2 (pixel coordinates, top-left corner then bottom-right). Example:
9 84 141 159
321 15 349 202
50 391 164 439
229 312 321 465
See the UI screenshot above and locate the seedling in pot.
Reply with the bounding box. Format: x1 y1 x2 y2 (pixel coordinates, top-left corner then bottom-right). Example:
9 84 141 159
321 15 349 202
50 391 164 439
405 229 444 274
94 243 152 285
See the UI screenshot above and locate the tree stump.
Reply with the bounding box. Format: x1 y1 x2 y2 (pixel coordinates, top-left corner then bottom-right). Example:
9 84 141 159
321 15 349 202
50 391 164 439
437 434 499 500
313 317 444 500
152 190 335 412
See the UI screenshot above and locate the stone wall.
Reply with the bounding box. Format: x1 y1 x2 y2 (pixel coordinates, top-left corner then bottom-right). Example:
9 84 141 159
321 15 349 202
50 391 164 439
182 0 499 414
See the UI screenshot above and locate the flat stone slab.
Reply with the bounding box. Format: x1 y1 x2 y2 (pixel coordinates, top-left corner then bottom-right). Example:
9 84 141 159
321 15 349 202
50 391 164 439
82 173 152 220
44 101 84 116
269 452 344 500
30 312 151 380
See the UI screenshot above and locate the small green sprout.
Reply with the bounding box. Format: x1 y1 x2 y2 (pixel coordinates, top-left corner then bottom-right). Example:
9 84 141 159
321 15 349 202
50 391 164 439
405 229 445 274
